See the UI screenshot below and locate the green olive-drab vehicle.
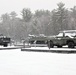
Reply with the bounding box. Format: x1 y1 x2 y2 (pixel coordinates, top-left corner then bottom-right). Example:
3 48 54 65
28 30 76 48
0 34 10 47
28 34 48 47
47 30 76 48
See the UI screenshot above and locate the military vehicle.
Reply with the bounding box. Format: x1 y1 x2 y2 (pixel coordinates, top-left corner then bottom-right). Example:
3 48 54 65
28 34 47 47
28 30 76 48
47 30 76 48
0 34 11 47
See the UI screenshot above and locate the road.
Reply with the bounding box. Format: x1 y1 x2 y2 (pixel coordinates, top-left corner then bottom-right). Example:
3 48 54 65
21 47 76 54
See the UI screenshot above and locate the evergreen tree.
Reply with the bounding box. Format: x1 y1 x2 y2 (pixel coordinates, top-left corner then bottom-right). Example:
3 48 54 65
51 2 69 34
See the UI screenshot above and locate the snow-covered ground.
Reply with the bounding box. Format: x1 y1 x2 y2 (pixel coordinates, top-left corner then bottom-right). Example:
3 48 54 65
24 46 76 51
0 48 76 75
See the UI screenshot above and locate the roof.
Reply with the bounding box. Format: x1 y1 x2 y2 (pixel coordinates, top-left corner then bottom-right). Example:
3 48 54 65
28 34 47 41
28 34 47 38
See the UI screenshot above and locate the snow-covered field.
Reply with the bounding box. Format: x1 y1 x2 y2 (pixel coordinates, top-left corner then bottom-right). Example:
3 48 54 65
0 48 76 75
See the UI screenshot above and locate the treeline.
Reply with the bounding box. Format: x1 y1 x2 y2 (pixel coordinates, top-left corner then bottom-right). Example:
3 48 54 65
0 2 76 41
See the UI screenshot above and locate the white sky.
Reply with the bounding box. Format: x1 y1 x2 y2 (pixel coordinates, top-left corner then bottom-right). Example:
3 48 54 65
0 0 76 17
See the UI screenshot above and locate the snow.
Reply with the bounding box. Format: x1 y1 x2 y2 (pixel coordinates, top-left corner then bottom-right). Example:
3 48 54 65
24 46 76 51
0 45 15 48
0 48 76 75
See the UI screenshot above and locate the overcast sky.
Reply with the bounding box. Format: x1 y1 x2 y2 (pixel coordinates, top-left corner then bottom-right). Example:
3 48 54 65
0 0 76 17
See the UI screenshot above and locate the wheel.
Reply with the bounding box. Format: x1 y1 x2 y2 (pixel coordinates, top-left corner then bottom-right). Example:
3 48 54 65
3 44 8 47
57 45 62 48
47 41 54 49
68 42 74 48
